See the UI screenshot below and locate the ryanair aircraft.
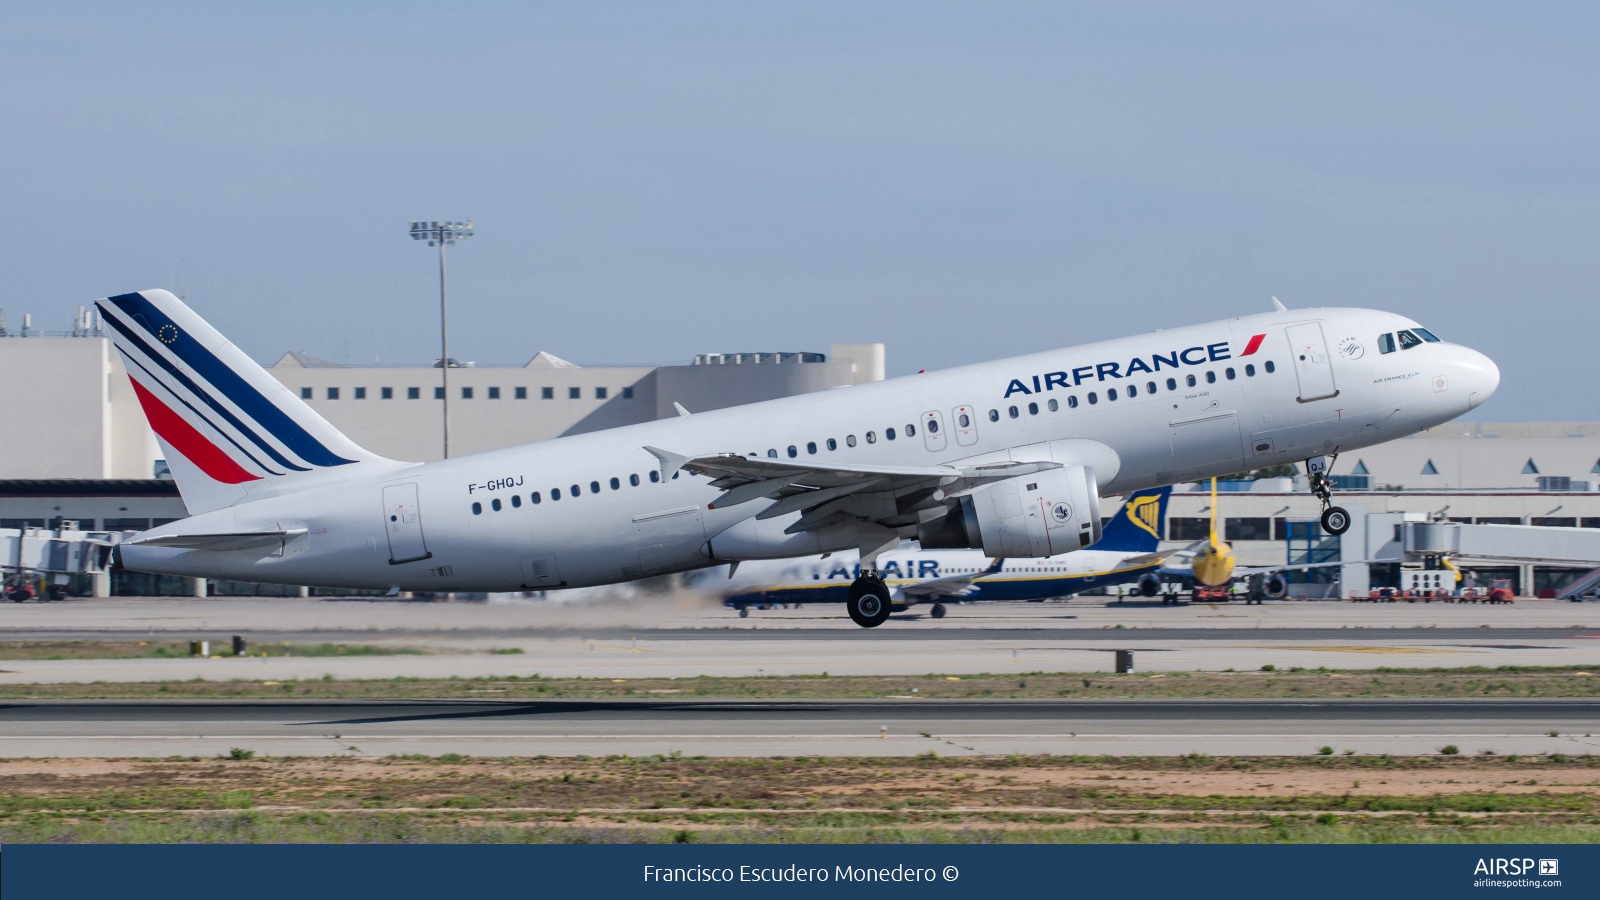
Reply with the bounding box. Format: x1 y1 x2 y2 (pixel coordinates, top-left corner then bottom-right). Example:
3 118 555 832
703 487 1172 623
105 290 1498 628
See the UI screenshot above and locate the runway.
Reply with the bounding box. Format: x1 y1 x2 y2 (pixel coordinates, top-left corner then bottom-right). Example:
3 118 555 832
5 698 1598 758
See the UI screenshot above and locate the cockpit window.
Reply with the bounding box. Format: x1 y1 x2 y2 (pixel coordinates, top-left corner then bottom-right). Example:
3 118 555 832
1397 329 1423 350
1413 327 1440 342
1377 333 1396 354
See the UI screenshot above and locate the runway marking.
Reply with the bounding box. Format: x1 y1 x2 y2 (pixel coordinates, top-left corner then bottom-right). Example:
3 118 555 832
1257 646 1464 655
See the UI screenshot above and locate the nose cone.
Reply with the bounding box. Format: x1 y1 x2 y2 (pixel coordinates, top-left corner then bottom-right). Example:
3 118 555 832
1456 346 1500 410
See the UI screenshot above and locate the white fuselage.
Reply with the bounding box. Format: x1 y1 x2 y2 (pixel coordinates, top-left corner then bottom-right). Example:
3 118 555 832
121 308 1498 591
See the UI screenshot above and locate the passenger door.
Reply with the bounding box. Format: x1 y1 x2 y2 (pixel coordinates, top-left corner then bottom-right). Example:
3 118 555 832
633 506 707 577
951 405 979 447
1285 323 1338 402
382 483 431 564
921 410 948 453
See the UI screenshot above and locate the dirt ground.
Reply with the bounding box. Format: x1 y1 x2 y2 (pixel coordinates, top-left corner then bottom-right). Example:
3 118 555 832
2 664 1599 700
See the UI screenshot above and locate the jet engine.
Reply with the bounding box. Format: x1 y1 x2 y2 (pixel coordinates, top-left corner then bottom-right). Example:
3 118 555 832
1136 572 1161 597
918 465 1102 557
1265 574 1289 598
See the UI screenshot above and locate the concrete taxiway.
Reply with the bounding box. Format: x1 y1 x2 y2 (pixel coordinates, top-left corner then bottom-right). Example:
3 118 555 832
2 596 1598 682
3 698 1597 758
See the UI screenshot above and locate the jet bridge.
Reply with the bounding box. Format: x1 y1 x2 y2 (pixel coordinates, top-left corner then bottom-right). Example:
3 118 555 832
2 524 116 600
1403 521 1600 566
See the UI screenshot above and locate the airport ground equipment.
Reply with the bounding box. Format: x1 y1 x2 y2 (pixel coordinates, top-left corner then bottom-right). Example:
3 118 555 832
2 524 115 601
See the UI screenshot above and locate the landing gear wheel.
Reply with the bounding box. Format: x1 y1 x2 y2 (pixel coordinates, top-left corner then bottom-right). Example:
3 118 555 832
930 603 947 619
1321 506 1351 535
846 576 892 628
738 607 748 618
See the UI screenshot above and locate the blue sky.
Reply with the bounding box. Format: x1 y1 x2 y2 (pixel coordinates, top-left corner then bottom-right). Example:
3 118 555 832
3 2 1597 420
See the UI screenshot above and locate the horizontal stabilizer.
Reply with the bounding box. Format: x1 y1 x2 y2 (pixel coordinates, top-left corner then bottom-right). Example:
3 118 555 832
127 529 307 551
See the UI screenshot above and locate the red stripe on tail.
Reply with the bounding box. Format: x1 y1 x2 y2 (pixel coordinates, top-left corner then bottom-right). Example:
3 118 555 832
1239 334 1266 356
129 378 261 484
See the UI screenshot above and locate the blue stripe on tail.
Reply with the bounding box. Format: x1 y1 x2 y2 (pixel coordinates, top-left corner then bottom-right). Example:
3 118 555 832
105 293 356 469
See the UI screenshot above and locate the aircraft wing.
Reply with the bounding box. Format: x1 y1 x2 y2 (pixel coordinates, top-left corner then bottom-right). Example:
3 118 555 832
898 558 1006 598
126 529 307 551
651 448 1063 537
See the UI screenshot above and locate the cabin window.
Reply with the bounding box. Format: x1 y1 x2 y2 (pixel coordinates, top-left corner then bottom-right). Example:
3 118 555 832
1047 399 1058 412
1027 402 1038 415
866 431 877 444
767 449 778 458
1225 367 1235 380
1127 384 1137 397
1008 406 1019 418
588 481 599 494
552 488 562 499
1088 392 1098 404
471 502 482 515
629 474 640 486
1166 378 1177 391
1067 395 1078 408
906 423 916 436
957 414 969 427
1186 374 1197 387
1107 388 1118 401
846 435 857 447
511 494 522 508
1245 364 1255 377
491 498 501 512
827 438 838 451
1265 360 1276 373
1146 381 1156 394
807 441 817 454
610 477 620 490
988 409 999 422
1205 370 1216 384
927 418 939 433
886 427 897 440
530 491 541 504
649 471 659 483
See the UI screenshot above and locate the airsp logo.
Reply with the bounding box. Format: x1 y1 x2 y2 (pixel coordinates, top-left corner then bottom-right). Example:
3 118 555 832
1335 336 1364 360
1051 503 1073 523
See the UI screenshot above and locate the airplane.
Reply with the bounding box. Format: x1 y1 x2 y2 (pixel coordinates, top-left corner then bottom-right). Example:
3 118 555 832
106 290 1498 628
1161 474 1373 604
701 487 1172 622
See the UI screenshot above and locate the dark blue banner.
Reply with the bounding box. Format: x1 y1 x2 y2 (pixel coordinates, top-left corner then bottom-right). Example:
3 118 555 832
3 845 1594 899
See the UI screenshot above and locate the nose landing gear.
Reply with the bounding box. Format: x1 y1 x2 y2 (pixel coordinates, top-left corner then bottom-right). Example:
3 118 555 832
1307 452 1351 536
846 572 892 628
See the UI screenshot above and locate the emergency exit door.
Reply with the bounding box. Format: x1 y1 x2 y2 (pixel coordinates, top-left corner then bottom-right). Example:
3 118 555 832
1285 322 1339 402
382 483 431 564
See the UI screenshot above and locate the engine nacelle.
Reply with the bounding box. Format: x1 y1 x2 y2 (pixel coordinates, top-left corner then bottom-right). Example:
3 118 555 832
1137 572 1161 597
918 465 1102 557
1265 574 1289 598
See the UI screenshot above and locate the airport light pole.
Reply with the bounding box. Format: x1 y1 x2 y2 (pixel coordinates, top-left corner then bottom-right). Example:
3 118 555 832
408 219 474 459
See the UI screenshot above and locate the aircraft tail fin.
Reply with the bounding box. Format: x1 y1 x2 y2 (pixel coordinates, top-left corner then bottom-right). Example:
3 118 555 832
97 289 402 515
1095 486 1171 552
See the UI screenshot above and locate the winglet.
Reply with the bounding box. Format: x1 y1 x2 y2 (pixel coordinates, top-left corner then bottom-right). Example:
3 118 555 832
644 446 690 482
673 402 692 417
1271 296 1288 312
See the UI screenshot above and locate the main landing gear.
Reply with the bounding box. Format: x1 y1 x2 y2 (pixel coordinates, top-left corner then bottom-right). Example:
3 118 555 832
1307 452 1351 536
846 573 892 628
